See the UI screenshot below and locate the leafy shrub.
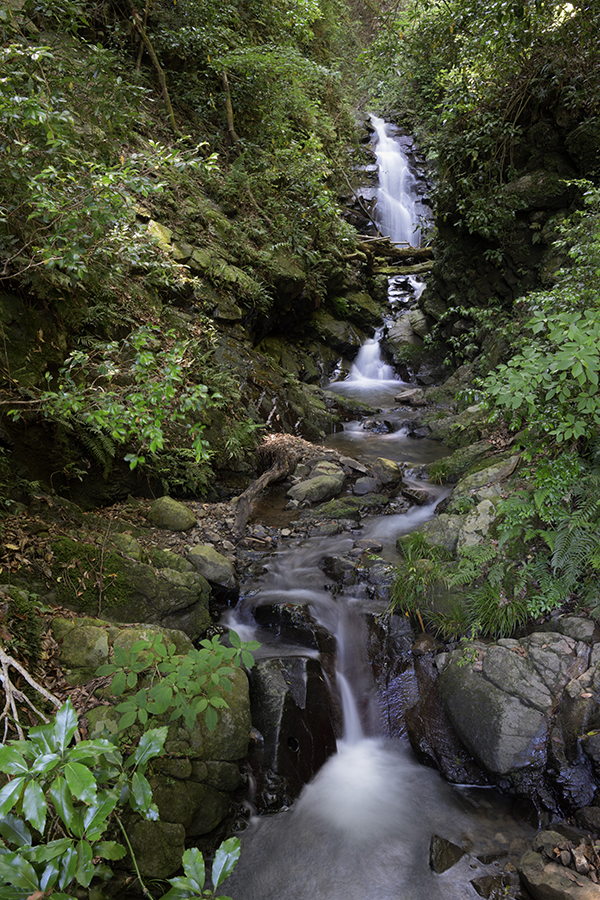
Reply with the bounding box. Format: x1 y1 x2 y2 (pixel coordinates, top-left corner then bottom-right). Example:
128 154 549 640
97 630 260 733
0 699 166 899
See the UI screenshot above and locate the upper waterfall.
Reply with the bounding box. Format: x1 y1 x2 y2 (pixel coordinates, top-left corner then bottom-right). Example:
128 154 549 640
371 115 420 246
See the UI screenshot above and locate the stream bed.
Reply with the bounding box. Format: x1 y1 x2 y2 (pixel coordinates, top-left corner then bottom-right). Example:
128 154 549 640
222 119 536 899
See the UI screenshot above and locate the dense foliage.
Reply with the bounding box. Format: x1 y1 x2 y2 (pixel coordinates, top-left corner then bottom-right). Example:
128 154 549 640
0 0 362 498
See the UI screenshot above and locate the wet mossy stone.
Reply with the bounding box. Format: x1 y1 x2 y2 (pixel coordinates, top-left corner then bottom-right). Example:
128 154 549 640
51 618 110 684
287 473 345 504
147 496 196 531
314 494 389 519
370 457 403 484
146 547 195 574
187 544 237 588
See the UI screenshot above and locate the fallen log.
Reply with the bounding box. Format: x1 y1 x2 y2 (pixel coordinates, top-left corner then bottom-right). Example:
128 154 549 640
357 236 433 262
232 435 303 541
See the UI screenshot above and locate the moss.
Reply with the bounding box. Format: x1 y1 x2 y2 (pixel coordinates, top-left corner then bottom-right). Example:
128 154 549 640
50 535 137 615
0 585 42 670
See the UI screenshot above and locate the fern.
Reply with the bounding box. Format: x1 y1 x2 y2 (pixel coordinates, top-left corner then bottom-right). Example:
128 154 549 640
78 420 117 478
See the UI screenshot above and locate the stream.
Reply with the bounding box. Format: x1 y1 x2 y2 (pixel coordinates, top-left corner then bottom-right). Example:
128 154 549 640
223 119 535 900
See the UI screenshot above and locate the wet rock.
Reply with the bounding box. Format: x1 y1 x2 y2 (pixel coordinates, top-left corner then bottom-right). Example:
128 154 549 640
353 539 384 552
456 498 502 551
518 846 600 900
370 457 403 484
395 387 427 407
312 494 389 519
400 485 431 505
147 496 197 531
575 806 600 832
248 656 337 808
471 873 514 899
287 473 345 504
362 418 395 433
408 308 430 339
354 476 381 495
429 833 465 873
398 514 462 555
187 544 237 589
323 555 357 584
310 310 366 356
439 632 590 790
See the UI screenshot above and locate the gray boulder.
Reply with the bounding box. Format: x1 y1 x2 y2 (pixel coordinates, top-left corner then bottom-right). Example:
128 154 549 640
187 544 237 588
439 632 589 777
287 473 345 503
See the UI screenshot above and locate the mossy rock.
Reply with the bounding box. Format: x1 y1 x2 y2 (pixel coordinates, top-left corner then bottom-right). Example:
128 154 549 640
313 494 389 519
50 536 211 638
128 821 186 880
428 441 492 484
147 496 196 531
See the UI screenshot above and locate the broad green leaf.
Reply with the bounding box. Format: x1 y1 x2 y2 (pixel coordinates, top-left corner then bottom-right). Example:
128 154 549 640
25 838 73 863
49 777 75 830
212 837 240 889
130 772 152 813
93 841 126 861
111 670 127 695
75 838 94 887
130 727 168 768
29 752 62 776
0 813 32 847
228 630 241 649
181 847 205 889
0 777 25 818
54 700 79 752
83 789 119 838
205 706 218 733
0 852 40 891
22 779 47 833
39 859 60 891
68 738 120 764
64 763 96 804
58 843 77 891
0 747 28 775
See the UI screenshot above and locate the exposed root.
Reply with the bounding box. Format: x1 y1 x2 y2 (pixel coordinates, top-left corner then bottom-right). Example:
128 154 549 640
0 643 62 741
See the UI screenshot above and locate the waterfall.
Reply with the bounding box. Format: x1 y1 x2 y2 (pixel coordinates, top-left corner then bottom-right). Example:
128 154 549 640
371 114 420 246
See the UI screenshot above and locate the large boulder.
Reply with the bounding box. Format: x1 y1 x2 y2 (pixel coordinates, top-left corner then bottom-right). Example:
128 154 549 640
50 536 211 638
187 544 237 589
439 632 590 780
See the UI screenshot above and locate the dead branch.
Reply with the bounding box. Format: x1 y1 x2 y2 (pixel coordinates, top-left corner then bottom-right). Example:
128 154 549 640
0 642 63 741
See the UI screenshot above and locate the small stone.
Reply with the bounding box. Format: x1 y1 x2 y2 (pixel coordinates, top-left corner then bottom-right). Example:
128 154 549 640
281 528 292 537
429 834 465 873
222 540 235 551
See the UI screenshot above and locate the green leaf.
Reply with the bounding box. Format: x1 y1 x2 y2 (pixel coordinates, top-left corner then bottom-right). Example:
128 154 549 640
64 762 96 804
29 751 62 776
54 700 79 753
205 706 218 733
0 777 25 818
25 838 73 863
130 772 153 814
75 839 95 887
0 813 32 848
181 847 205 890
130 727 168 768
49 777 75 830
241 650 255 669
212 838 240 889
228 630 241 649
0 852 40 891
111 671 127 695
93 840 126 861
83 789 119 838
0 747 28 776
22 778 47 834
58 845 77 891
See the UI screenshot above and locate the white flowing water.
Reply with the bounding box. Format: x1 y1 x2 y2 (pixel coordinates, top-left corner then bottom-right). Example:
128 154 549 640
371 114 420 245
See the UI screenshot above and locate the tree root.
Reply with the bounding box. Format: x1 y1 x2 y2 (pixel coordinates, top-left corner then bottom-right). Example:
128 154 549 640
232 436 303 541
0 643 62 741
